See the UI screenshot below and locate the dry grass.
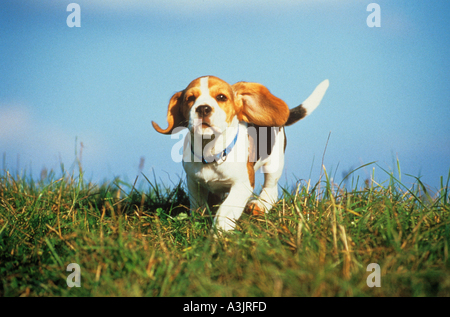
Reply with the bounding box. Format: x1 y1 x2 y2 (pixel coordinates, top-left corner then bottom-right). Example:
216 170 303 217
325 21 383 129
0 163 449 297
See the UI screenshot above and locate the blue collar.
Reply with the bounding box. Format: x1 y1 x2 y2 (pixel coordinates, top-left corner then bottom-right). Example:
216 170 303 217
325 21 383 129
190 125 240 164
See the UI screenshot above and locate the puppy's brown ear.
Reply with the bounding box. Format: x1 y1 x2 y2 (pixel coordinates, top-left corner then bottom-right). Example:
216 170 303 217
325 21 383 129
232 82 289 127
152 91 185 134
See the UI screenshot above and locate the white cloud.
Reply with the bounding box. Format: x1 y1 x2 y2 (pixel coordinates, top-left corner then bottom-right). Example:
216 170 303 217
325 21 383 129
0 104 32 141
0 103 108 177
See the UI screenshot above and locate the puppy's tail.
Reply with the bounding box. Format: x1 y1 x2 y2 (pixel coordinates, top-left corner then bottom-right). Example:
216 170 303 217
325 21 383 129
285 79 329 126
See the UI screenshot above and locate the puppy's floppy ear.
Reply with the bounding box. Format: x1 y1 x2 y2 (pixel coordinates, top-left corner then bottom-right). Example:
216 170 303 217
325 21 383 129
232 82 289 127
152 91 185 134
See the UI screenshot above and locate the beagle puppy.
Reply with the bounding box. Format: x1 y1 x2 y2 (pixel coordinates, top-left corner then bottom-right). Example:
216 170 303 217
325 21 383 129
152 76 329 233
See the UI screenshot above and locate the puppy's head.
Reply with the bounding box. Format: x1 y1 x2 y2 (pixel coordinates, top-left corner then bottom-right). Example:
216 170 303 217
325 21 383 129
152 76 290 136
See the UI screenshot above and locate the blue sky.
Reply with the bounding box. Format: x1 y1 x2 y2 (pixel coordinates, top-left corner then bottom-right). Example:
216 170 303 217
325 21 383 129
1 0 449 192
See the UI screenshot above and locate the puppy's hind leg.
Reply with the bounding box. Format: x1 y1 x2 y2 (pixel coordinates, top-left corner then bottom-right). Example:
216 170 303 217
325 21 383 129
246 128 285 215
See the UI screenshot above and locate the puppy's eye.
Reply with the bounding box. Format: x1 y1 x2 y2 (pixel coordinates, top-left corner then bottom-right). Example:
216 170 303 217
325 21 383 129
216 94 227 102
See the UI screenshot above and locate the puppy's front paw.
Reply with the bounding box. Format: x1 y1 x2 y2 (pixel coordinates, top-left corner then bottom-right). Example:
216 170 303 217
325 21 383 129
245 201 266 216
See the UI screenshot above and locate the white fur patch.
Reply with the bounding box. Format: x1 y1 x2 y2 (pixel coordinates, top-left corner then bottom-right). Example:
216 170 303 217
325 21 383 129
302 79 329 116
199 76 209 96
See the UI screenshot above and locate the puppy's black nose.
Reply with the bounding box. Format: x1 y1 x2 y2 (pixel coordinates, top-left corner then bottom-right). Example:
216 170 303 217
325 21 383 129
196 105 212 117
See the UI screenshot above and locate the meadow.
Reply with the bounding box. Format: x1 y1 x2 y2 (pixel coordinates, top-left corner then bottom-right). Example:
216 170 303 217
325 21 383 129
0 162 449 297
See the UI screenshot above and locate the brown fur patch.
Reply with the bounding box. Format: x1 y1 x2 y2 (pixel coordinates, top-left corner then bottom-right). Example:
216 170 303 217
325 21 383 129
232 82 290 127
152 91 185 135
247 160 255 189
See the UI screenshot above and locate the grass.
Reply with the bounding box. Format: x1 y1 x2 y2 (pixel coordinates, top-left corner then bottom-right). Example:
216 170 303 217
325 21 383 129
0 164 449 297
